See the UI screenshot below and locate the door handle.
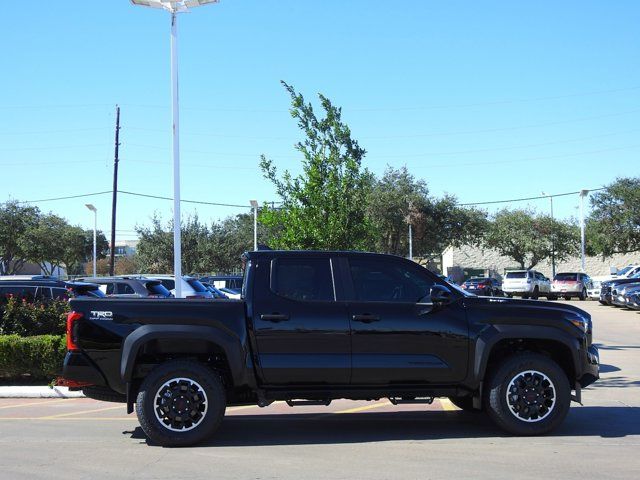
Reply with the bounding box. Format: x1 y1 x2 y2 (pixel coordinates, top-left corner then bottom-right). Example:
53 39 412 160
260 313 290 322
352 314 381 323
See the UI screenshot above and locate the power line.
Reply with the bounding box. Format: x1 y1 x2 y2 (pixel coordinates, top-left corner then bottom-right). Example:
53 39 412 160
119 191 253 208
459 188 607 207
20 191 112 203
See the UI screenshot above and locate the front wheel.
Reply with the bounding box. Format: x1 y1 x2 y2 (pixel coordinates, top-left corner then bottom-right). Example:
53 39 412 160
484 352 570 435
136 360 226 447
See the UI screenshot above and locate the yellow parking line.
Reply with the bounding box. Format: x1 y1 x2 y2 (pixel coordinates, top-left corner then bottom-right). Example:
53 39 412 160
439 398 457 411
333 401 390 414
0 399 71 410
38 405 124 419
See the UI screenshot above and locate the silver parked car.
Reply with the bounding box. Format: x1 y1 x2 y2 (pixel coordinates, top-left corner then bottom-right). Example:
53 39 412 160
502 270 554 299
551 272 592 301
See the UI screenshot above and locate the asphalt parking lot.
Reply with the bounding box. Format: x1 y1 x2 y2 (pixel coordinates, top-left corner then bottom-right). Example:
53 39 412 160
1 301 638 480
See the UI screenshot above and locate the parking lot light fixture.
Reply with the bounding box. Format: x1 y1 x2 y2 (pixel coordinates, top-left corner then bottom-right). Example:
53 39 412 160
85 204 97 277
250 200 259 251
130 0 220 297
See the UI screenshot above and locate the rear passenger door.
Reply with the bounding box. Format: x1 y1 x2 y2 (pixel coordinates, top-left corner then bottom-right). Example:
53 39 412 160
251 256 351 385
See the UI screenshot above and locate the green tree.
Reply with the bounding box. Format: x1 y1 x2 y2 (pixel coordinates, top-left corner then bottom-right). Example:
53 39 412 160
483 209 579 269
367 166 487 256
136 214 212 274
259 82 375 250
20 213 71 275
587 177 640 256
0 201 40 275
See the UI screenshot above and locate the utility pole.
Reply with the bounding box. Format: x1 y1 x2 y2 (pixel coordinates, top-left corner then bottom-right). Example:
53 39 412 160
109 105 121 276
579 189 589 272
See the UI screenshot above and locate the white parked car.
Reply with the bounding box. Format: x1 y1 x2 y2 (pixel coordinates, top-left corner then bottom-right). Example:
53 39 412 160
502 270 554 299
143 275 213 299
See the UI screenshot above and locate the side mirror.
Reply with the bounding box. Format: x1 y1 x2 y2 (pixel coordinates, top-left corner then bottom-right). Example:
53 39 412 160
430 284 453 305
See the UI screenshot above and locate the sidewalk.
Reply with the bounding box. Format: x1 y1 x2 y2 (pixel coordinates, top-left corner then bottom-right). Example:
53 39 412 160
0 386 85 398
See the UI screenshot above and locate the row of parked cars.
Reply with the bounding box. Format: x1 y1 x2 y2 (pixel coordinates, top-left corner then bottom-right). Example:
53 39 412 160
0 274 244 301
596 264 640 311
461 270 593 301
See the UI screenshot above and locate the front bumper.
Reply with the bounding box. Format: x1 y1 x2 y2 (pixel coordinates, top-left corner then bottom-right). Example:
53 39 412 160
578 344 600 388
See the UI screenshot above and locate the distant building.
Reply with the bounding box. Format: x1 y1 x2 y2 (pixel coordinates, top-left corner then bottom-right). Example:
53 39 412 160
442 245 638 283
110 240 138 258
5 261 66 277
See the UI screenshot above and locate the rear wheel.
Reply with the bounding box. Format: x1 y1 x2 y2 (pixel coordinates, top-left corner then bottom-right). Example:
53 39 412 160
136 360 226 447
578 288 587 301
530 287 539 300
484 352 570 435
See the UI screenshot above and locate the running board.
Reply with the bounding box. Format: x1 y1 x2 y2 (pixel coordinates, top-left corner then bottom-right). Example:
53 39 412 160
388 397 434 405
286 399 332 407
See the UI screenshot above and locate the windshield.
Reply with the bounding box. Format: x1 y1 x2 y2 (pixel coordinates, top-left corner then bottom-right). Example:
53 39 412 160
505 271 527 279
618 266 633 276
186 279 208 293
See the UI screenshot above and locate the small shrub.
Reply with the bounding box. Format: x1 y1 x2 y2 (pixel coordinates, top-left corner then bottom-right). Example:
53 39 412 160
0 335 66 380
0 297 68 336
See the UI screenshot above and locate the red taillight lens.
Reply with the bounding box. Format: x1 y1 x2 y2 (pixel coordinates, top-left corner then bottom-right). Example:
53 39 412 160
66 311 83 351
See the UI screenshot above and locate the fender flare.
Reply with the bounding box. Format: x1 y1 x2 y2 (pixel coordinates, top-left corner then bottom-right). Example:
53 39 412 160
473 325 581 382
120 324 246 386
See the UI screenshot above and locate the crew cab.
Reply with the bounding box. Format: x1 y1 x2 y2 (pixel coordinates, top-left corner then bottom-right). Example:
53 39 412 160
61 251 599 446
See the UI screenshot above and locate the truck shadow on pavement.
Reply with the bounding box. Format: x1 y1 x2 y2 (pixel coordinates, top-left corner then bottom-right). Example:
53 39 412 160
126 406 640 447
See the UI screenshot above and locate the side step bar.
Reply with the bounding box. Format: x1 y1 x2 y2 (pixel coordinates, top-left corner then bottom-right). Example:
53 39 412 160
388 397 434 405
286 399 332 407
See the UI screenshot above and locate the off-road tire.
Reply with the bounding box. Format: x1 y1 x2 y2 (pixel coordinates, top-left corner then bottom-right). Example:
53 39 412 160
135 360 226 447
82 386 126 403
448 396 481 412
484 352 570 436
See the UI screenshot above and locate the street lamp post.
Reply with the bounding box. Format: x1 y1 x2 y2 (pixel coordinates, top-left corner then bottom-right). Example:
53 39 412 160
85 204 97 277
542 192 556 278
250 200 259 251
131 0 220 298
579 189 589 272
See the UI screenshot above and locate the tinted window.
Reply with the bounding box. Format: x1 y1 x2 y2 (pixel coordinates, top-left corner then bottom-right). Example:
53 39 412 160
51 288 69 300
505 271 527 279
0 286 37 300
349 258 433 302
555 273 578 281
118 283 136 295
186 279 208 293
105 283 116 295
160 279 175 291
271 258 334 302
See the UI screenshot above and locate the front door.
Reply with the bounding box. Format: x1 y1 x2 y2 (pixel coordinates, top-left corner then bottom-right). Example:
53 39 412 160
251 256 351 385
344 256 469 385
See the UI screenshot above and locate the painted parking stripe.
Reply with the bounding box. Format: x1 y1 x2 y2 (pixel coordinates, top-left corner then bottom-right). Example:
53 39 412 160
439 398 457 411
38 405 124 419
0 399 71 410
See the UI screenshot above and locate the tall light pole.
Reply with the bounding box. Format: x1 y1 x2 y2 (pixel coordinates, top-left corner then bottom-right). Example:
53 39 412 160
408 223 413 261
579 189 589 272
131 0 220 298
542 192 556 278
85 204 97 277
250 200 259 251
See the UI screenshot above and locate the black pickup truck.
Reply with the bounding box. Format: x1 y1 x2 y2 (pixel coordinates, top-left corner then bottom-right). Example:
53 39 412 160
62 250 599 446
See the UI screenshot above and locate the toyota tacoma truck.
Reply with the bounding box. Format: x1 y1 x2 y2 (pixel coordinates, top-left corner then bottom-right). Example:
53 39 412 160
61 250 599 446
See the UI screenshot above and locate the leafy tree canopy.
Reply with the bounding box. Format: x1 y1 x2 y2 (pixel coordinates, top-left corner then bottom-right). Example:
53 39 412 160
259 82 375 250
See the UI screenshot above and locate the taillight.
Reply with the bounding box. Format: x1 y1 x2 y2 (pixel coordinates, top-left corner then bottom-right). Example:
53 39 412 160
66 311 83 351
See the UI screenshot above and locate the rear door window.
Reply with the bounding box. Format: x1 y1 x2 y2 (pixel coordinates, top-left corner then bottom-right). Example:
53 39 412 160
118 283 136 295
271 258 334 302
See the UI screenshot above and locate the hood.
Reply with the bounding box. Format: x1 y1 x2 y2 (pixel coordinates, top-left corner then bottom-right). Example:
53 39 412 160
463 295 591 341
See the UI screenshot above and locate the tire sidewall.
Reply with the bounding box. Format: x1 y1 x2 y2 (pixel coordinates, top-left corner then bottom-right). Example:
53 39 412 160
136 360 226 447
485 353 570 435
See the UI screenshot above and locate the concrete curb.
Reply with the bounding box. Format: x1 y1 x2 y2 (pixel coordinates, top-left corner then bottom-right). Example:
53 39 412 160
0 386 85 398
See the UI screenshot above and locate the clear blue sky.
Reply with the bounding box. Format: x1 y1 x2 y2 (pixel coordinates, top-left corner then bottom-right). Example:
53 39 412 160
2 0 639 241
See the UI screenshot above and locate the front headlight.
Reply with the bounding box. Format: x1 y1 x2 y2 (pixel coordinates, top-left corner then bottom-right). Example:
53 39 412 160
569 317 588 332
